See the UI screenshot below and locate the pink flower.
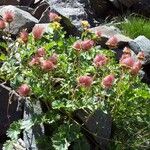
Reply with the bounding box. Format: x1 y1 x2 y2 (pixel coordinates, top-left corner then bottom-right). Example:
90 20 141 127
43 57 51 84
3 11 14 23
131 61 142 75
29 56 40 66
41 60 55 71
120 57 134 68
17 84 30 97
119 53 131 62
32 25 45 40
106 36 118 49
137 51 145 60
73 39 94 52
123 47 131 54
93 54 107 67
0 19 6 30
81 39 94 51
36 47 46 57
78 75 93 87
49 12 61 22
73 41 82 51
102 74 115 89
95 31 101 37
48 53 58 65
20 29 29 43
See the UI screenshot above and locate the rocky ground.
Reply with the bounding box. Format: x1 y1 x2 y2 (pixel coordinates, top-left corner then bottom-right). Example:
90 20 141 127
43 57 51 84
0 0 150 149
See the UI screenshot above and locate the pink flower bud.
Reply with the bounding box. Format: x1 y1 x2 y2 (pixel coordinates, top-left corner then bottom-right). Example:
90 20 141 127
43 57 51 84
48 53 58 65
73 41 82 51
123 47 131 54
106 36 118 49
93 54 107 67
20 29 28 43
3 11 14 23
32 25 45 40
49 12 61 22
131 61 142 75
0 19 6 30
17 84 30 97
41 60 55 71
81 39 94 51
29 56 40 66
78 75 93 87
137 51 145 61
102 74 115 89
36 47 46 57
120 57 134 68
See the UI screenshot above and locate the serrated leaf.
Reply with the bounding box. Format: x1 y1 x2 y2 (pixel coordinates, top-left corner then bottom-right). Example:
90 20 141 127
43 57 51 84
6 121 21 140
3 140 15 150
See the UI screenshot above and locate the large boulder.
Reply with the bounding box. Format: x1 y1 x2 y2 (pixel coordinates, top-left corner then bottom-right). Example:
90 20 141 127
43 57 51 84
0 5 38 35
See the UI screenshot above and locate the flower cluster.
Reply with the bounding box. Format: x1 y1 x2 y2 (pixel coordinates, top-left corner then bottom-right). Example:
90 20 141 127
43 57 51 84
29 47 58 71
120 47 144 75
73 39 94 52
0 10 14 30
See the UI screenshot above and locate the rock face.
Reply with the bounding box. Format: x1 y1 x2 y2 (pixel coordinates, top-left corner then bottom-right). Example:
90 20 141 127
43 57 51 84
0 85 22 143
23 100 44 150
74 109 112 149
0 5 38 35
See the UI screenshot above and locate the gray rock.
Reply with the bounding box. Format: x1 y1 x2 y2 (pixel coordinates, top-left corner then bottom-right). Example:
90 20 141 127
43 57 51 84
45 0 88 35
74 109 112 149
23 100 45 150
0 5 38 35
129 36 150 65
90 25 132 48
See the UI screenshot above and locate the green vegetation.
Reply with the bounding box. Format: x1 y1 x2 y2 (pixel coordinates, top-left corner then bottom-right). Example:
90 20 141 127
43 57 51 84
117 16 150 39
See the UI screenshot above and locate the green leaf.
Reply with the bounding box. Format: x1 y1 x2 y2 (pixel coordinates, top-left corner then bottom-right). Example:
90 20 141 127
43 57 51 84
0 53 7 61
3 140 15 150
52 122 81 150
6 121 21 140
